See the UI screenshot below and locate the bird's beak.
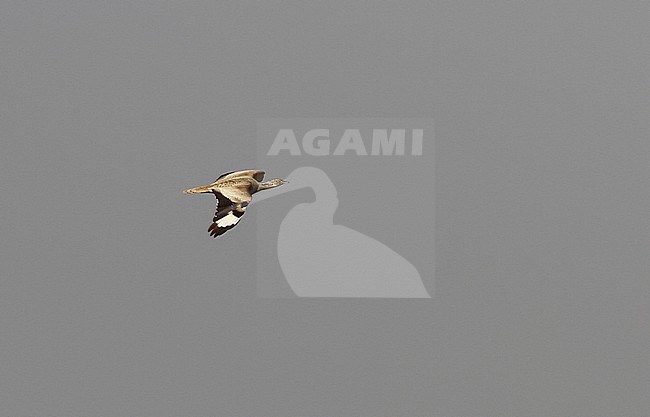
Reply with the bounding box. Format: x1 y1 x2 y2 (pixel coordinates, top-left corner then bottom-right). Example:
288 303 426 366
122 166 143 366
183 185 213 194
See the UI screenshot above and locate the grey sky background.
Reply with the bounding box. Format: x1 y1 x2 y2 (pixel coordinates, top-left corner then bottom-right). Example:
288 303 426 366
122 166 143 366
1 1 649 416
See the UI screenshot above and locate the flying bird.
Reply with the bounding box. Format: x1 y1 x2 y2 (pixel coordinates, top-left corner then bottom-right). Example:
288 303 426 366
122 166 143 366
183 170 287 238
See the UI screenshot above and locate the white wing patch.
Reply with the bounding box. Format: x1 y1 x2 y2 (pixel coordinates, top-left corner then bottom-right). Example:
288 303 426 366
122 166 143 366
216 211 242 228
208 194 248 237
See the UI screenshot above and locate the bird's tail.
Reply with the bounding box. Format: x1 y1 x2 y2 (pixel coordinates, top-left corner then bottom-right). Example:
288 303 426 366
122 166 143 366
183 185 213 194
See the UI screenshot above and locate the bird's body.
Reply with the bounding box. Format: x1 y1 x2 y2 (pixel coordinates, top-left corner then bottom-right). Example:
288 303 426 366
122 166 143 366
183 170 287 237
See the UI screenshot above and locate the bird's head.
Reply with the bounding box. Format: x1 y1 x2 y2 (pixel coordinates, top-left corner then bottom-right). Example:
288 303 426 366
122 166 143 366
253 167 335 204
267 178 289 187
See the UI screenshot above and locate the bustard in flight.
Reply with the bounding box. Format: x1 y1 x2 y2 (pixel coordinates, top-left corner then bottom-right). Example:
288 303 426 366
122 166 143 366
183 170 287 238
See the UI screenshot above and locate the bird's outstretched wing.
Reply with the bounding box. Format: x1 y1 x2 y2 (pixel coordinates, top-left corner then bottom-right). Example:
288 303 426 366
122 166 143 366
208 192 248 238
213 191 233 213
215 170 265 182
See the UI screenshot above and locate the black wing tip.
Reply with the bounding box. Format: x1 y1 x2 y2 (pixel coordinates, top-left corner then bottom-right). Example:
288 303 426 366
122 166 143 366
210 227 232 238
207 221 236 238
